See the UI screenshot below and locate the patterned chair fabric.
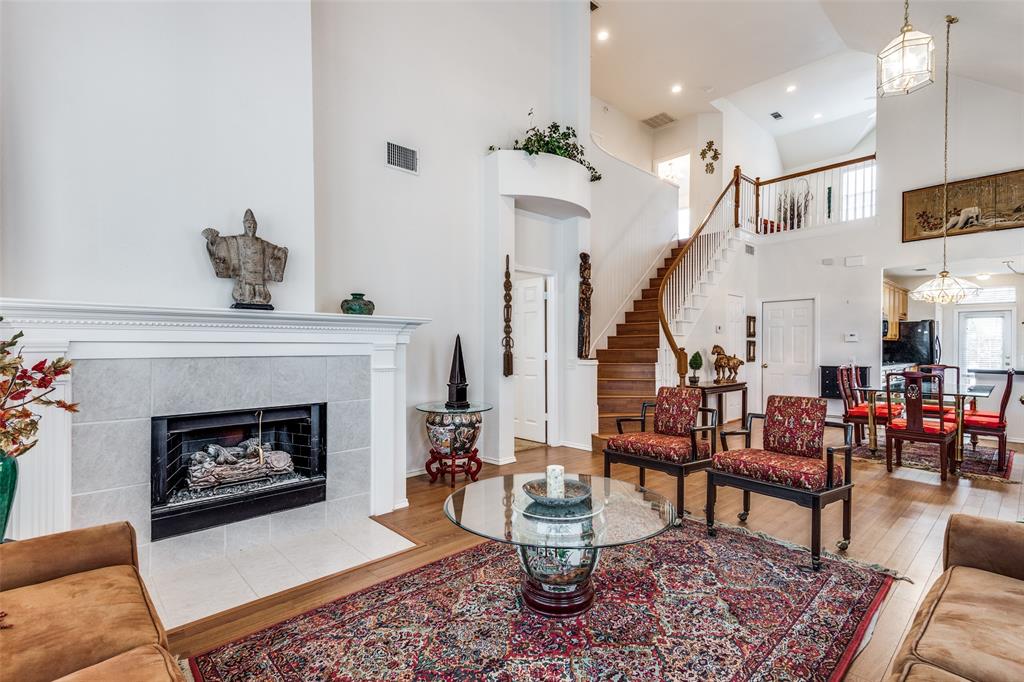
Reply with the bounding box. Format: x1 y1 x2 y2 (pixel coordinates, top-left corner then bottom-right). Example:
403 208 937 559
653 386 702 437
712 449 843 491
606 432 711 464
762 395 828 459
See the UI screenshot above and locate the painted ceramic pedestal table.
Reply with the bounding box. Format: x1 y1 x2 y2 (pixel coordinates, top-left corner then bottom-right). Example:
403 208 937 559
443 474 675 618
415 402 492 487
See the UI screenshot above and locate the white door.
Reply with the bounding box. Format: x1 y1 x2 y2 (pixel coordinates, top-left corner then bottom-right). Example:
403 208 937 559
762 299 816 401
725 294 745 419
513 275 547 442
957 309 1013 373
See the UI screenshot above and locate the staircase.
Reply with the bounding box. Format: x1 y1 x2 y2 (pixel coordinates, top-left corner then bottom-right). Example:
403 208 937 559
596 240 687 434
594 168 746 449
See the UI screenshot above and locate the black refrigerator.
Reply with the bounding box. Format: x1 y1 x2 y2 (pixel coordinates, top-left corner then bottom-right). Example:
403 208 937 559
883 320 940 365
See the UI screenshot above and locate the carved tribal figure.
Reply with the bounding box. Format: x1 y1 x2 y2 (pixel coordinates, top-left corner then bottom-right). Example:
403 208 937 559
202 209 288 309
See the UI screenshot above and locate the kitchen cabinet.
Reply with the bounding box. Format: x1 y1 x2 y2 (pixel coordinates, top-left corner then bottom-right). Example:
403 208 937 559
883 280 909 340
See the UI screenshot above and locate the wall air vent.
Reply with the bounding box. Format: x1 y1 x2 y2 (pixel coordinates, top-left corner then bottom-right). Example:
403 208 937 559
641 112 676 129
387 142 418 174
745 244 755 256
770 112 783 120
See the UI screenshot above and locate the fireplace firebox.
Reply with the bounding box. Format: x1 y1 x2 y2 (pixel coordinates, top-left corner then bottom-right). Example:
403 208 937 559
151 403 327 541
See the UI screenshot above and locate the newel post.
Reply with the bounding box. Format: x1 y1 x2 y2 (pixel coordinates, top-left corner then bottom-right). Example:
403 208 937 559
754 177 761 234
676 348 688 387
732 165 741 228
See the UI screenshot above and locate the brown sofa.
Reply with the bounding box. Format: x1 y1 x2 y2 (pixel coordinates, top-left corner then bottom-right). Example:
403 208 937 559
889 514 1024 682
0 522 183 681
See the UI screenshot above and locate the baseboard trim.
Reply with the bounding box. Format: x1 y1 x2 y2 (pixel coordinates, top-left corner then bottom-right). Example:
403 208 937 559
559 441 593 452
480 455 517 466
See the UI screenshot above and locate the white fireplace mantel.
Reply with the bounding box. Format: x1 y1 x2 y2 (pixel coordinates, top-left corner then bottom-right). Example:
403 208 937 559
0 298 429 540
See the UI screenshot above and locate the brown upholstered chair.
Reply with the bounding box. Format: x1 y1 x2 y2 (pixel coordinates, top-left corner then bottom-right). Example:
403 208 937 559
603 386 717 516
0 522 183 682
885 370 958 481
708 395 853 570
838 364 902 445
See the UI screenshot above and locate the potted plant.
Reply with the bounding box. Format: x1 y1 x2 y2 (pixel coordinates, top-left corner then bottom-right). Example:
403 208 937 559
0 320 78 540
489 110 601 182
688 351 703 386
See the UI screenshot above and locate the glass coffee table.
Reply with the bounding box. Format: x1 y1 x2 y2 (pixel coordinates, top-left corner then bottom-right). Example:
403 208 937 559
443 473 675 618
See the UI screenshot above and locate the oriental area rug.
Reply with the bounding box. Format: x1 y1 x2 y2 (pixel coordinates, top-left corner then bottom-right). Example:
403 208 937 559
188 520 893 681
852 442 1016 483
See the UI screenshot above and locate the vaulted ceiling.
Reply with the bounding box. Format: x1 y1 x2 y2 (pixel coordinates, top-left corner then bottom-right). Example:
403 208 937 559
591 0 1024 124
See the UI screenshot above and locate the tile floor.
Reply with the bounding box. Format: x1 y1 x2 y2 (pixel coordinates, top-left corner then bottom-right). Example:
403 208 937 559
144 518 414 628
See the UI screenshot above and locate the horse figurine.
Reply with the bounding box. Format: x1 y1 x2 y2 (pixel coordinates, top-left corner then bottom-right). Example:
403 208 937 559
711 344 744 384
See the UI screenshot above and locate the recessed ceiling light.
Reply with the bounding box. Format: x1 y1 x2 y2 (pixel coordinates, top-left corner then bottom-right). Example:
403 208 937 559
671 84 683 94
786 84 797 93
813 113 823 119
976 273 991 280
596 29 609 41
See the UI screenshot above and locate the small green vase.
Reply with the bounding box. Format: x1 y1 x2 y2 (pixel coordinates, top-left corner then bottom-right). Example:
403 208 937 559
340 293 375 315
0 450 18 542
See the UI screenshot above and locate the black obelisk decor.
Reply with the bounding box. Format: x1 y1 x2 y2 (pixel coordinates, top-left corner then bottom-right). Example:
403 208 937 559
446 335 470 409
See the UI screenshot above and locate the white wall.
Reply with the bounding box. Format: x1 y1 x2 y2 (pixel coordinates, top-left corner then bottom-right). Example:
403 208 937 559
590 96 654 172
312 1 589 470
714 98 783 183
653 112 723 230
756 74 1024 407
1 1 316 311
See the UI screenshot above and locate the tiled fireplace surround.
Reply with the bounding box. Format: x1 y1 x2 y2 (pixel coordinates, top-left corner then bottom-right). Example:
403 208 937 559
2 300 428 624
71 354 372 567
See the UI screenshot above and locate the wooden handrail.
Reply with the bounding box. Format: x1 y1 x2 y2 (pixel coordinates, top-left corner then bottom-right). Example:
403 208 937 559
657 177 737 385
758 154 876 187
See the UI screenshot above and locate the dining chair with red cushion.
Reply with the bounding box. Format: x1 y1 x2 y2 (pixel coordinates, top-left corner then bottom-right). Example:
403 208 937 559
707 395 853 571
604 386 717 516
954 369 1014 470
918 364 965 415
838 365 902 445
885 370 958 480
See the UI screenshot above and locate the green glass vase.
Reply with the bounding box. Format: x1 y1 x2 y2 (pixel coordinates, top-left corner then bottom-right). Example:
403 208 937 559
0 450 18 542
340 293 375 315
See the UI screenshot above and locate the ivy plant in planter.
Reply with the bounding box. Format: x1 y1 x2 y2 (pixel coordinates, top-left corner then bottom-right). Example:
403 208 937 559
489 110 601 182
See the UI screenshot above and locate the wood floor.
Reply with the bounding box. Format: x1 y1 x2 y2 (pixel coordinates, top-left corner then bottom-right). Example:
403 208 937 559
168 429 1022 681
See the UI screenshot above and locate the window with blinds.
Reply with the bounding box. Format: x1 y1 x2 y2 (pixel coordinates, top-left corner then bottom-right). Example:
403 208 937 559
959 286 1016 305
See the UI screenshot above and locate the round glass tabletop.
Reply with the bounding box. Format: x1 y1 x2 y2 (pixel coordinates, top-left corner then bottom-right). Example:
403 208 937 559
443 473 675 550
415 401 493 414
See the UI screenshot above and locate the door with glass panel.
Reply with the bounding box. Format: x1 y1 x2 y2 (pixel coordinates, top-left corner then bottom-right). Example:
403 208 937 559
957 310 1013 373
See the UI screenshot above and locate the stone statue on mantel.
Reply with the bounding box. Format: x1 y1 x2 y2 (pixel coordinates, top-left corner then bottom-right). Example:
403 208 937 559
202 209 288 310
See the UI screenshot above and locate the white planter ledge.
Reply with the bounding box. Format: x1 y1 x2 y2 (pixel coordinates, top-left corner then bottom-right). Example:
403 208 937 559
492 150 592 219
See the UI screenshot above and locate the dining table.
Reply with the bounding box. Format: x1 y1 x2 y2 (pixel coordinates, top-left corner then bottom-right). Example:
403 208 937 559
856 381 995 469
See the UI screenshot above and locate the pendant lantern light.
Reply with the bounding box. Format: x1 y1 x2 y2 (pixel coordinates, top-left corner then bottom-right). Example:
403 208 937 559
877 0 935 97
909 17 980 306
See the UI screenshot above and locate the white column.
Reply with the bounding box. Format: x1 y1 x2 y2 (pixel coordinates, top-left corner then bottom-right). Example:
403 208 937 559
8 343 73 539
392 342 409 509
370 343 399 515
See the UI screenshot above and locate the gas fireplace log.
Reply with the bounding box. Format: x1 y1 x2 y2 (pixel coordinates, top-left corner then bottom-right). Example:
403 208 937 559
187 449 295 489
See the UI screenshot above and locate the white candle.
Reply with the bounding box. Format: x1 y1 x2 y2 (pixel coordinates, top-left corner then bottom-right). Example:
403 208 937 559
546 464 565 499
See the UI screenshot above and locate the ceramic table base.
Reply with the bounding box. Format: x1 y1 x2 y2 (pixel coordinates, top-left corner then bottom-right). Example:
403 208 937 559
517 546 599 618
422 410 484 487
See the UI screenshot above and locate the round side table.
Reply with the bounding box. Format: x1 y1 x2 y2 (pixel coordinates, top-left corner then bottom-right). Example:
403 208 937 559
414 402 493 487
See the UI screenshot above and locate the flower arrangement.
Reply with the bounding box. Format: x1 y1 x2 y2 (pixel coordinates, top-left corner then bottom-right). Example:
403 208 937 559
1 318 79 539
490 110 602 182
1 323 78 457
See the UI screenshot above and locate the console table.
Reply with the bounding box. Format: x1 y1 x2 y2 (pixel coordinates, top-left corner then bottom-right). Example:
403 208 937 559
691 382 748 437
415 402 492 486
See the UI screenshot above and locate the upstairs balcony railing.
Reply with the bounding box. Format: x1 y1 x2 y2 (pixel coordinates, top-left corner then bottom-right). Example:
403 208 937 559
744 154 877 236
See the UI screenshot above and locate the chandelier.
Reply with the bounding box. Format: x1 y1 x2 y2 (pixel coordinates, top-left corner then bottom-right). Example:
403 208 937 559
877 0 935 97
909 17 980 306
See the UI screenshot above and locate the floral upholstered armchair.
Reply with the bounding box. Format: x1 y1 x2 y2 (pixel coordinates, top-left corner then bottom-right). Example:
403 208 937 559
603 386 717 516
707 395 853 570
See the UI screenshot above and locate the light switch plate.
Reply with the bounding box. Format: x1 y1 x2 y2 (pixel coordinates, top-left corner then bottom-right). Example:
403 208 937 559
844 332 859 342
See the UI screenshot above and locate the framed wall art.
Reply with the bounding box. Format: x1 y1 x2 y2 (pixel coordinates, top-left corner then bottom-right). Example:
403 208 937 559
745 315 756 339
902 168 1024 243
746 340 756 363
